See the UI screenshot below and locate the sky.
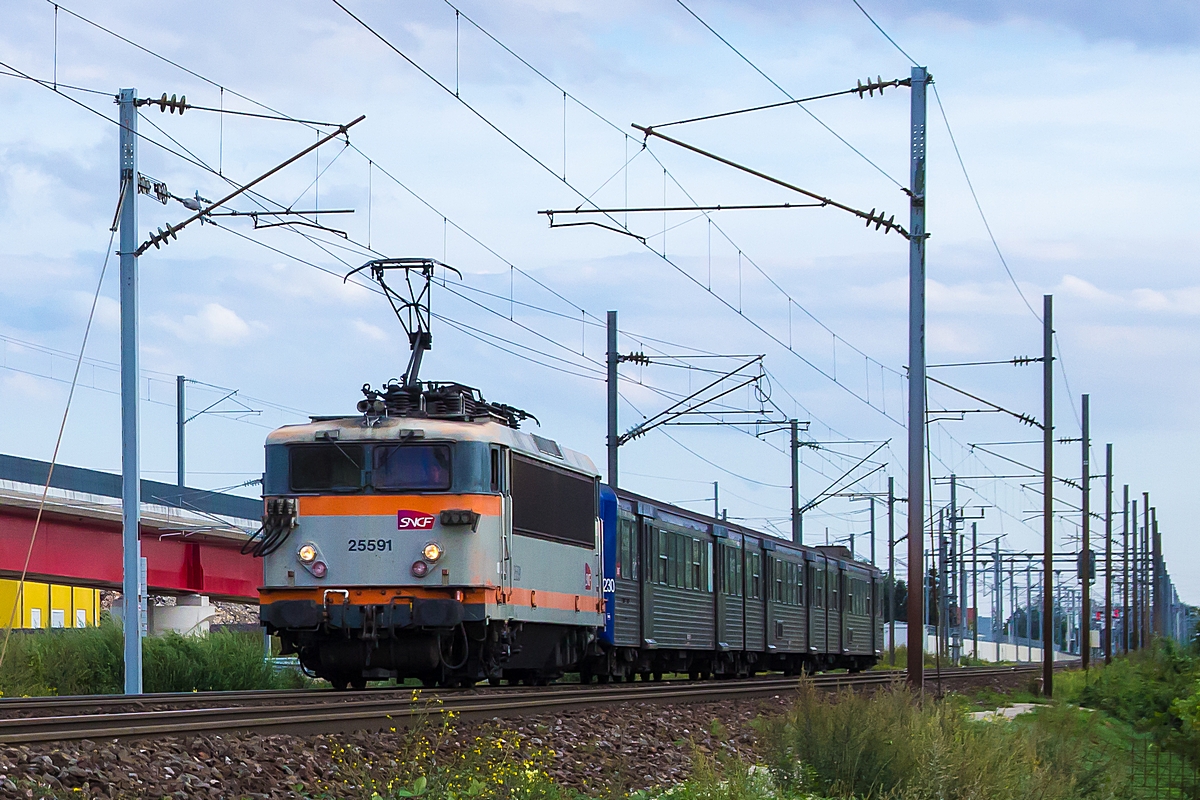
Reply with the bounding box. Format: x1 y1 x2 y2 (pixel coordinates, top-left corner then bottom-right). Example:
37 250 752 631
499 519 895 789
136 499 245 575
1 0 1198 606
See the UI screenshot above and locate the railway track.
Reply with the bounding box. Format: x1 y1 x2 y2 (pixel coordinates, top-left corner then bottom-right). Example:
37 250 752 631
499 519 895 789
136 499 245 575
0 665 1039 745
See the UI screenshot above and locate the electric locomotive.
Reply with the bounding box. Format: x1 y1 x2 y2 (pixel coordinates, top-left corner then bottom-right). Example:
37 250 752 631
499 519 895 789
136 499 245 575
253 380 605 689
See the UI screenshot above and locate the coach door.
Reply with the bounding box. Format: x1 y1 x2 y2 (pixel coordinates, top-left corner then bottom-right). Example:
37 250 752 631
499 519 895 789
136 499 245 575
492 446 513 600
612 507 641 647
743 538 765 652
715 531 744 651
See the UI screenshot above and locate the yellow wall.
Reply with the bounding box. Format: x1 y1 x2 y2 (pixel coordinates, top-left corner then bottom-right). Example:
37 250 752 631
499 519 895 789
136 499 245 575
0 579 101 629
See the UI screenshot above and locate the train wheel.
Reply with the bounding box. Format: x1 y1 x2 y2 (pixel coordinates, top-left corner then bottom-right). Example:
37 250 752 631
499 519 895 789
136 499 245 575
351 676 368 690
488 677 502 686
653 671 663 682
639 672 651 682
597 674 610 684
331 675 350 691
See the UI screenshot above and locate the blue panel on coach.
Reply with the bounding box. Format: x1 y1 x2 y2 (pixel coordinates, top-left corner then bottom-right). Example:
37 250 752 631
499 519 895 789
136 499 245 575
599 484 618 645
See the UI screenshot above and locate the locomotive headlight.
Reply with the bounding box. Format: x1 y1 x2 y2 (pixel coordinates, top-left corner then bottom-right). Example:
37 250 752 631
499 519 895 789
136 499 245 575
422 542 444 562
411 560 429 577
298 543 318 564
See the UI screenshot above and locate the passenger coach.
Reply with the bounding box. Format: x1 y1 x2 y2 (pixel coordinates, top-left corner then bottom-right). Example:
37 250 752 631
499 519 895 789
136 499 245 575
591 490 882 681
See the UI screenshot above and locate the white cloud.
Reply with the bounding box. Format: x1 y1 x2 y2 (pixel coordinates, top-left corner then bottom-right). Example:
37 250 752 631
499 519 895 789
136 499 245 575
153 303 261 346
351 319 389 342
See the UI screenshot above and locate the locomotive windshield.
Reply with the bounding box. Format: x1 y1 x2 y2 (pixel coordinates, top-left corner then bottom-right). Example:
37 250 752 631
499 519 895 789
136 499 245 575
373 444 452 491
289 444 365 492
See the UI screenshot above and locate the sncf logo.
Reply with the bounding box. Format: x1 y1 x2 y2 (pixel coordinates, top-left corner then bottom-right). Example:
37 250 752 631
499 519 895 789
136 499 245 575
397 510 436 530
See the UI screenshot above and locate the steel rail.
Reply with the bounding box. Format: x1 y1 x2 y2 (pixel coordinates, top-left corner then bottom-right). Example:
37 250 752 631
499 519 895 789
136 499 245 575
0 666 1043 745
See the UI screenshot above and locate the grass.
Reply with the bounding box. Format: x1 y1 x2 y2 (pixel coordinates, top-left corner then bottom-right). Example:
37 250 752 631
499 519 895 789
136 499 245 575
0 616 309 696
748 683 1131 799
1057 638 1200 763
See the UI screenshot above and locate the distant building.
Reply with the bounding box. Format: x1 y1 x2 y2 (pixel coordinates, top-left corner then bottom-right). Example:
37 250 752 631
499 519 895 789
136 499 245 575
0 579 101 629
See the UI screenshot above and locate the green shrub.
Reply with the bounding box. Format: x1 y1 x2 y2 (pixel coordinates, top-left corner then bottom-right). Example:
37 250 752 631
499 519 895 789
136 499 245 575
0 621 124 696
0 617 307 696
1067 640 1199 736
754 683 1127 799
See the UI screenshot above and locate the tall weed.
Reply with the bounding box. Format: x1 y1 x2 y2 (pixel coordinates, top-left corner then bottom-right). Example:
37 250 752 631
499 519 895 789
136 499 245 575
1066 640 1199 737
755 683 1126 799
0 618 306 695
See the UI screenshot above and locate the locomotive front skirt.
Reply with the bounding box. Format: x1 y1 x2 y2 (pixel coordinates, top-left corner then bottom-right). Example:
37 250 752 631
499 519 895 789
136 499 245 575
256 403 883 688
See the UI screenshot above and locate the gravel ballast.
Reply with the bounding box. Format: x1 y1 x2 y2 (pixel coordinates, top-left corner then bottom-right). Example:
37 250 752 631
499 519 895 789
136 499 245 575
0 669 1039 799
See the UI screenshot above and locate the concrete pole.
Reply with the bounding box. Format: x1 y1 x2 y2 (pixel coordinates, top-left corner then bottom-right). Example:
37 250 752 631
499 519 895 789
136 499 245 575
791 420 801 544
869 496 876 566
887 476 895 666
1042 294 1054 695
1025 560 1032 662
949 475 958 661
1142 493 1150 645
118 88 143 695
1131 497 1140 650
713 482 719 520
959 532 967 658
176 375 186 489
1104 444 1113 663
1152 508 1163 637
971 522 978 659
1081 393 1090 670
606 311 618 489
905 65 929 689
1122 485 1129 653
994 540 1002 654
1009 561 1016 654
938 518 946 660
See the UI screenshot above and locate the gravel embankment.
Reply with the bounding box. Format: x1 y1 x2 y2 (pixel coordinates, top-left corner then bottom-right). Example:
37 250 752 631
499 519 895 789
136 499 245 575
0 669 1037 799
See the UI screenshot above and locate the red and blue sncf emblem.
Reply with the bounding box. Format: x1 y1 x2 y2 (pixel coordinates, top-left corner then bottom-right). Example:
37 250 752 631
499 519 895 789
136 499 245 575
397 510 436 530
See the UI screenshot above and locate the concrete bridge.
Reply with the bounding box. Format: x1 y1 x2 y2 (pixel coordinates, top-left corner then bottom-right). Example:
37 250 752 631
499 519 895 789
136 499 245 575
0 454 262 606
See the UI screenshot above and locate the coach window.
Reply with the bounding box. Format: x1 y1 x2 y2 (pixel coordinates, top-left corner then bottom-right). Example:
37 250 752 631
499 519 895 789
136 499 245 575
691 539 704 590
748 553 761 599
734 548 743 596
723 545 742 597
662 527 672 585
290 444 364 492
617 517 637 579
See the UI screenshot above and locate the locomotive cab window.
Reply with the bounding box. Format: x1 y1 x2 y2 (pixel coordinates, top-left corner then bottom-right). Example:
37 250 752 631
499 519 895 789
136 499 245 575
289 444 365 492
373 444 452 491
